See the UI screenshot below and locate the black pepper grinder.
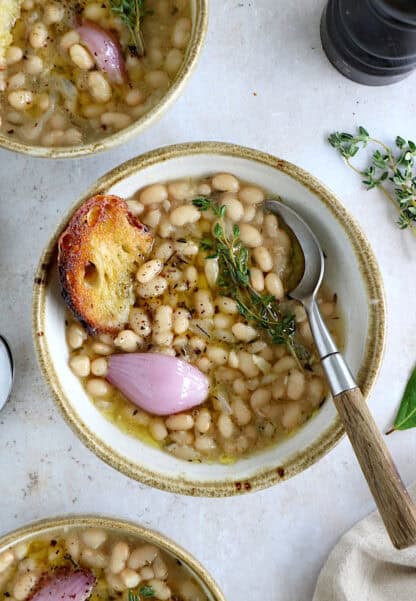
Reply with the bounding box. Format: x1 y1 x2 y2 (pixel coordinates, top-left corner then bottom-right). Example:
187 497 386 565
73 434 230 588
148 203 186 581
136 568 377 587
321 0 416 85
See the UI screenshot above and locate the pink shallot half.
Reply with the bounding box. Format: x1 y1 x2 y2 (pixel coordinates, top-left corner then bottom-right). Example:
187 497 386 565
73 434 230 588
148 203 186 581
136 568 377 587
29 568 96 601
76 20 126 84
107 353 209 416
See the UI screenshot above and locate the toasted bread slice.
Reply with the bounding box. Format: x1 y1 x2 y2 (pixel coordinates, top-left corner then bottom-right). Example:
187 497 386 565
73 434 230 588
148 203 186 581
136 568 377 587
58 195 153 335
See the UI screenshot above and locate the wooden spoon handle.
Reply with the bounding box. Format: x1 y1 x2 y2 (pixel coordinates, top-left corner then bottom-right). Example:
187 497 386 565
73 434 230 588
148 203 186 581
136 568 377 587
333 387 416 549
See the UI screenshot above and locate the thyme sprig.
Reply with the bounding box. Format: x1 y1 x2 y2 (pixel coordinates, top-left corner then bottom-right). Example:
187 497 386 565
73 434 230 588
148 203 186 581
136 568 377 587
108 0 148 56
192 197 309 367
329 126 416 234
128 586 155 600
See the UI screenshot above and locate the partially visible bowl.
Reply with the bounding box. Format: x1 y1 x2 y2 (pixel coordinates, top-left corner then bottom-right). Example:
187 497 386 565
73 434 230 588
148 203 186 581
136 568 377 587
0 1 208 159
33 142 386 496
0 515 225 601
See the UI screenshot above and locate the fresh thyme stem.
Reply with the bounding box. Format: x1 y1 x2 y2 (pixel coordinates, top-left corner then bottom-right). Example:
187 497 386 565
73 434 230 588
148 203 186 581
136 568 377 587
192 196 309 368
108 0 147 56
328 126 416 235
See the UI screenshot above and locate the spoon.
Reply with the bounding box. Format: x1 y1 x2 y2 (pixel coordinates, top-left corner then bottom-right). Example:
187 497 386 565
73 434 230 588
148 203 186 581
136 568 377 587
265 199 416 550
0 335 14 411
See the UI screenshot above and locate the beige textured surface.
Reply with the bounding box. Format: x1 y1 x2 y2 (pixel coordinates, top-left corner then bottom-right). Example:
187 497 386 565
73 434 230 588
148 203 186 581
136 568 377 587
0 1 415 600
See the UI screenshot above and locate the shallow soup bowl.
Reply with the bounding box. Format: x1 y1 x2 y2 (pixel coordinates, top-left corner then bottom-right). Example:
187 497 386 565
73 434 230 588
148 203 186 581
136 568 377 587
0 515 225 601
33 142 386 496
0 1 208 158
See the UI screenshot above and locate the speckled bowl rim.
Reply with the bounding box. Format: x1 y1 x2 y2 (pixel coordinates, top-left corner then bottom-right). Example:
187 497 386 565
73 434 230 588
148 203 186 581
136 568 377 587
32 141 386 497
0 1 208 159
0 514 225 601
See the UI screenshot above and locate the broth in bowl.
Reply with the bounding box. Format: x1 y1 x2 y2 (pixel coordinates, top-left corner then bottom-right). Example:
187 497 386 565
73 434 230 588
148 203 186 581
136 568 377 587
0 0 191 148
61 173 343 463
0 522 215 601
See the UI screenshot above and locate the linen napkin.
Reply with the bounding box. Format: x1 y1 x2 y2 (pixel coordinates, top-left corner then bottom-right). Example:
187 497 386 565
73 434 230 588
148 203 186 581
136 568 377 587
313 484 416 601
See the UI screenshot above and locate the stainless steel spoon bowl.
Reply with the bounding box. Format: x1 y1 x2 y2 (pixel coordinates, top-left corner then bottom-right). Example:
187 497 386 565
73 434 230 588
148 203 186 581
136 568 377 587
265 199 416 550
0 336 14 411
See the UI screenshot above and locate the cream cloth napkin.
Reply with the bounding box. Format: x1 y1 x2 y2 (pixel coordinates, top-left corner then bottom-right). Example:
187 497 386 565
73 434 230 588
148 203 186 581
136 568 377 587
313 484 416 601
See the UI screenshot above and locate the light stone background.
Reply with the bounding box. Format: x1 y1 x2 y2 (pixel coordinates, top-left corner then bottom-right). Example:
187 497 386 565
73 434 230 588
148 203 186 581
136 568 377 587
1 1 415 600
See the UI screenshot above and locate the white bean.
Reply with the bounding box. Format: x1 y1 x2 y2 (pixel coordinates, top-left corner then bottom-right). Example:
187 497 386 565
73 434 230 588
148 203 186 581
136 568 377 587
145 70 169 88
238 351 260 377
217 414 234 438
60 30 80 50
238 186 265 204
239 224 262 247
67 323 87 349
249 267 264 292
125 89 144 106
287 369 305 401
165 48 183 73
109 541 130 574
101 112 132 130
8 90 33 111
215 296 238 315
137 276 168 298
25 55 43 75
273 356 297 374
150 418 168 441
0 550 13 573
65 533 80 562
250 387 272 410
120 568 141 588
128 545 158 570
281 402 302 430
81 528 107 549
114 330 142 352
140 184 168 205
83 2 107 20
171 16 191 49
81 548 107 569
253 246 273 272
195 435 216 452
90 358 108 377
220 194 244 221
264 213 279 237
136 259 163 283
165 414 194 430
70 43 94 69
232 322 257 342
5 46 23 65
265 273 284 299
231 398 252 426
195 408 211 434
212 173 239 192
194 290 214 317
69 354 90 377
88 71 112 102
86 378 112 397
206 345 228 365
129 307 152 337
30 23 48 49
13 573 38 601
169 205 200 226
44 2 65 24
173 308 190 334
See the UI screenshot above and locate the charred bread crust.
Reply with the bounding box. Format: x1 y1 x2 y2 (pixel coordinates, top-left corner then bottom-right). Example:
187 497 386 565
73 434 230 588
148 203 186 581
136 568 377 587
58 194 153 335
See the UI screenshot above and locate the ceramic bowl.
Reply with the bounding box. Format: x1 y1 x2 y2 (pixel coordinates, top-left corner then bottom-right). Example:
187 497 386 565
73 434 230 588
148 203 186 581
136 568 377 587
0 1 208 159
33 142 386 496
0 515 225 601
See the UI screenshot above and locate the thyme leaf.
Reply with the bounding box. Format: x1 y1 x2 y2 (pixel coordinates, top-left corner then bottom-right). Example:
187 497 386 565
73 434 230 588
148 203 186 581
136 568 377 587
192 197 309 367
328 126 416 235
108 0 148 56
128 586 155 601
